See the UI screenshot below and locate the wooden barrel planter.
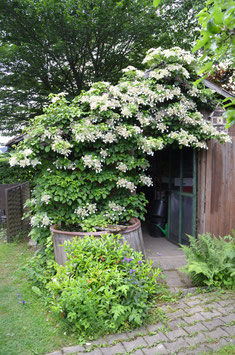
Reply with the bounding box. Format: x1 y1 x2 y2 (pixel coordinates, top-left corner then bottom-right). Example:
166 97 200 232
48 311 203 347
50 218 146 265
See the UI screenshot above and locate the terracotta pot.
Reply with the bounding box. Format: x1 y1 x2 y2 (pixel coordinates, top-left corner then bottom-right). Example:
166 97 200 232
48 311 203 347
50 218 146 265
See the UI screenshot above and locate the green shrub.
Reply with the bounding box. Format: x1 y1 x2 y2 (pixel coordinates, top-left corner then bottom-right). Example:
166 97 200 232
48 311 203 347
0 153 34 184
47 233 166 338
180 233 235 289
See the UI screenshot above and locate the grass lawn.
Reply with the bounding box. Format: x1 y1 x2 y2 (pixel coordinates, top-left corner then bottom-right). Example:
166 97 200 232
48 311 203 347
0 233 77 355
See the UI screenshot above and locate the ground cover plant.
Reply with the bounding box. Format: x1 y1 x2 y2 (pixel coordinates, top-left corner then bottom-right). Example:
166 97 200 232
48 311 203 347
0 231 77 355
180 233 235 289
46 233 168 339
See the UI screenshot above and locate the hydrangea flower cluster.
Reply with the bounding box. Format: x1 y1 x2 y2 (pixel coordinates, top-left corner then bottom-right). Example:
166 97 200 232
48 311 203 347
10 46 231 239
75 204 97 220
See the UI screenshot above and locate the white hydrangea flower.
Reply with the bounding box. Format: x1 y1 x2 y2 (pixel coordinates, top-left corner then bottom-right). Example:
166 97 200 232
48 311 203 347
116 125 131 139
82 155 102 173
75 203 97 219
100 149 108 159
31 158 41 167
103 132 116 144
139 175 153 187
19 158 30 167
42 215 50 226
41 194 51 204
117 178 136 193
121 106 132 117
9 156 18 167
51 137 72 156
116 162 128 172
23 148 33 156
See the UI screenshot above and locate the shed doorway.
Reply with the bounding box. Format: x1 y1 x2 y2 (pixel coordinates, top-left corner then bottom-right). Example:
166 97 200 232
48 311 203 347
145 147 197 246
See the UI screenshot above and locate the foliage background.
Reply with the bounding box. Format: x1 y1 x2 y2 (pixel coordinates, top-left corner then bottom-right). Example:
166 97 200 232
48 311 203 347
0 0 205 134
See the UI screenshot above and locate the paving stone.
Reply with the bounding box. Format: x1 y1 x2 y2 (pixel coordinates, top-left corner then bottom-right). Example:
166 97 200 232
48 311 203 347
202 310 222 319
143 332 168 346
167 319 181 331
80 349 103 355
173 301 188 309
123 337 148 352
202 318 225 330
187 305 205 314
205 328 229 340
142 344 168 354
132 350 145 355
62 345 85 354
146 322 163 333
127 326 148 338
86 338 107 348
222 324 235 336
183 322 208 334
193 343 212 353
170 309 188 319
165 328 187 341
105 332 129 344
219 313 235 324
164 338 187 353
216 300 234 307
184 299 202 307
184 313 205 324
47 352 62 355
184 333 206 347
206 337 230 352
101 343 126 355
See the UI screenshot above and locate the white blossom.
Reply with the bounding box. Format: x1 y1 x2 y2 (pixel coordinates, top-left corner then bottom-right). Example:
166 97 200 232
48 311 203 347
9 156 18 167
19 158 30 167
41 194 51 204
139 175 153 187
31 158 41 167
103 132 116 144
23 148 33 156
82 155 102 173
116 162 128 172
75 203 97 219
117 178 136 193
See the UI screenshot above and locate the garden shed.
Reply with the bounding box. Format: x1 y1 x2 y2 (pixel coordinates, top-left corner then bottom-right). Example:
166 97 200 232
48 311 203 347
146 81 235 245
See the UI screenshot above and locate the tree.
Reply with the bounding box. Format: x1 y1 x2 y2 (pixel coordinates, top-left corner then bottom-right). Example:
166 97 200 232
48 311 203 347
192 0 235 126
0 0 205 134
0 0 159 133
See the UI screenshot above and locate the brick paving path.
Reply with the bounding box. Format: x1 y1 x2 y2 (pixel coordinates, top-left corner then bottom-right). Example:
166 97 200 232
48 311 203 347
47 290 235 355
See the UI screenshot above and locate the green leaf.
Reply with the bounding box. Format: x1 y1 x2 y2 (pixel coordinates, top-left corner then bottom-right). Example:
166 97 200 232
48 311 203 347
32 286 42 296
193 37 208 52
213 7 224 25
153 0 161 7
207 18 221 34
198 61 213 74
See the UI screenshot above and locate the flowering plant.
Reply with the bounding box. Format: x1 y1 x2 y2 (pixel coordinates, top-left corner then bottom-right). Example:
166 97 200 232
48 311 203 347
47 233 166 337
10 47 231 244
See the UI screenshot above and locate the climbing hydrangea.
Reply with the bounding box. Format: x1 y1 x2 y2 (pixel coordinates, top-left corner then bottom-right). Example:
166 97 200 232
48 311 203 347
10 47 231 243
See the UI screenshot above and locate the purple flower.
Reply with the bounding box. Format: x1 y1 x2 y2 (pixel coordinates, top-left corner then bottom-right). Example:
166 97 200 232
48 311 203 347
18 296 21 300
17 293 20 296
127 258 133 262
158 253 162 256
138 260 142 265
130 269 136 274
24 301 27 304
19 301 21 304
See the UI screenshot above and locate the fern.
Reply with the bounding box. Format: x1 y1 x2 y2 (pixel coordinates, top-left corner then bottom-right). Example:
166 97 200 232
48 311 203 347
180 233 235 289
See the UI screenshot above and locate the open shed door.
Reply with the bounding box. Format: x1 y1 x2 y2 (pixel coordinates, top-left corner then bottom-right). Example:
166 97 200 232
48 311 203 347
167 148 197 245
